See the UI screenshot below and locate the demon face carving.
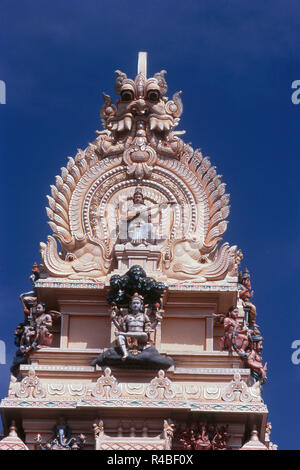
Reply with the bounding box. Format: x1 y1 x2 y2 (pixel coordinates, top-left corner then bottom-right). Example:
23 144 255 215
97 69 185 178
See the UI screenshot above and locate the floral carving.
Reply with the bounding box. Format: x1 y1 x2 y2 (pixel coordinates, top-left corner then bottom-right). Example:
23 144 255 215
145 370 176 400
221 373 252 403
91 368 121 398
15 368 46 399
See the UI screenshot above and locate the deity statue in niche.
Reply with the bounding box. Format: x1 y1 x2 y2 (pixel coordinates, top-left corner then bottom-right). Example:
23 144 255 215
91 270 174 369
117 186 169 246
112 292 161 360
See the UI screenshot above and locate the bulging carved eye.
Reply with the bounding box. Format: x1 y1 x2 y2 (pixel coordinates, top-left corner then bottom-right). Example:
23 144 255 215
147 90 160 102
121 89 134 102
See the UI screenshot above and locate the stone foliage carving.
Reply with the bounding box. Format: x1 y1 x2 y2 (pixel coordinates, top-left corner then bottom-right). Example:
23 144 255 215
91 368 122 398
145 370 176 399
221 373 252 403
15 368 46 399
40 60 240 282
238 268 257 326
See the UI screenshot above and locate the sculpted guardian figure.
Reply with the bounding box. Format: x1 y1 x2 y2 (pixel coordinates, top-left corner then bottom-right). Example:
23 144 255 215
220 306 249 357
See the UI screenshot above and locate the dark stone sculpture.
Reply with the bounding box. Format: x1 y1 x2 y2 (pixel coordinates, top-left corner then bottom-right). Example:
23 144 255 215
92 266 173 370
35 417 86 450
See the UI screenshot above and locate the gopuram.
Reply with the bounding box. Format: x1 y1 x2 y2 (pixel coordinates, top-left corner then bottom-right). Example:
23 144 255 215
0 53 276 451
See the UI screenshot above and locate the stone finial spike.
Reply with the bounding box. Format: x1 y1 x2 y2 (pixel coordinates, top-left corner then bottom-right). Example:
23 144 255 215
138 52 147 78
8 421 18 437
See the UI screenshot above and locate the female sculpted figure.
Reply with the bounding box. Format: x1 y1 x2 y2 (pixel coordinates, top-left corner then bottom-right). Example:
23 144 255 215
221 306 249 356
118 187 167 245
32 302 53 348
238 268 256 326
118 188 153 245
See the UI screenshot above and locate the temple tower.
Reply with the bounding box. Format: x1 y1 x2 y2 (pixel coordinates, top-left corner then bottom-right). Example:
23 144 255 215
0 53 276 451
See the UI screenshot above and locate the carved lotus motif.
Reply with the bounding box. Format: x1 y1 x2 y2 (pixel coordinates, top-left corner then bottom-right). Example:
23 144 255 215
123 141 157 180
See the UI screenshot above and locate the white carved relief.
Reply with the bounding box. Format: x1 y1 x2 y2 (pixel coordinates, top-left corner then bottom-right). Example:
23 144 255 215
15 368 46 399
124 384 145 396
203 385 221 400
184 383 202 399
47 384 66 396
91 367 122 399
68 384 87 396
145 370 176 400
221 373 257 403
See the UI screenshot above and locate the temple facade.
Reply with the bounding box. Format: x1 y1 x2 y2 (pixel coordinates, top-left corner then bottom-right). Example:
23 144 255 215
0 53 276 451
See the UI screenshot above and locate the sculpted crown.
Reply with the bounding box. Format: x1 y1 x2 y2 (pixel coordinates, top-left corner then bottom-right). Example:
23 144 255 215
131 292 144 302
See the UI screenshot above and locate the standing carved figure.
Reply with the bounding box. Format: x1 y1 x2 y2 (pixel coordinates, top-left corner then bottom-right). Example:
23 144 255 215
220 306 249 357
31 302 53 349
244 334 267 384
238 268 257 326
20 263 40 315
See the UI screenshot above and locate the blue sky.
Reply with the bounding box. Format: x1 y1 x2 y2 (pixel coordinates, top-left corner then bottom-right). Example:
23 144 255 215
1 0 300 449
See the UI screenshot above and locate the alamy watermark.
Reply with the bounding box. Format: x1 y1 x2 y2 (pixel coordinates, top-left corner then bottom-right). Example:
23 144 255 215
291 80 300 105
0 340 6 364
291 340 300 365
0 80 6 104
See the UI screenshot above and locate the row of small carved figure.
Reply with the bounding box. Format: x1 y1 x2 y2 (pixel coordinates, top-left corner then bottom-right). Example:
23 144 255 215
29 418 229 450
214 266 266 385
172 423 229 451
93 418 229 451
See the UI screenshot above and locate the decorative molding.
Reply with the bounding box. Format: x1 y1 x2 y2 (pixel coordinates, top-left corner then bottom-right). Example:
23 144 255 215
183 384 202 399
48 384 66 396
204 385 221 400
0 397 268 413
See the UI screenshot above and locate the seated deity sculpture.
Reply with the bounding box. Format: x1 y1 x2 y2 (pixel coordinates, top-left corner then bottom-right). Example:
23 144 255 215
118 187 162 245
112 293 161 360
91 291 173 370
